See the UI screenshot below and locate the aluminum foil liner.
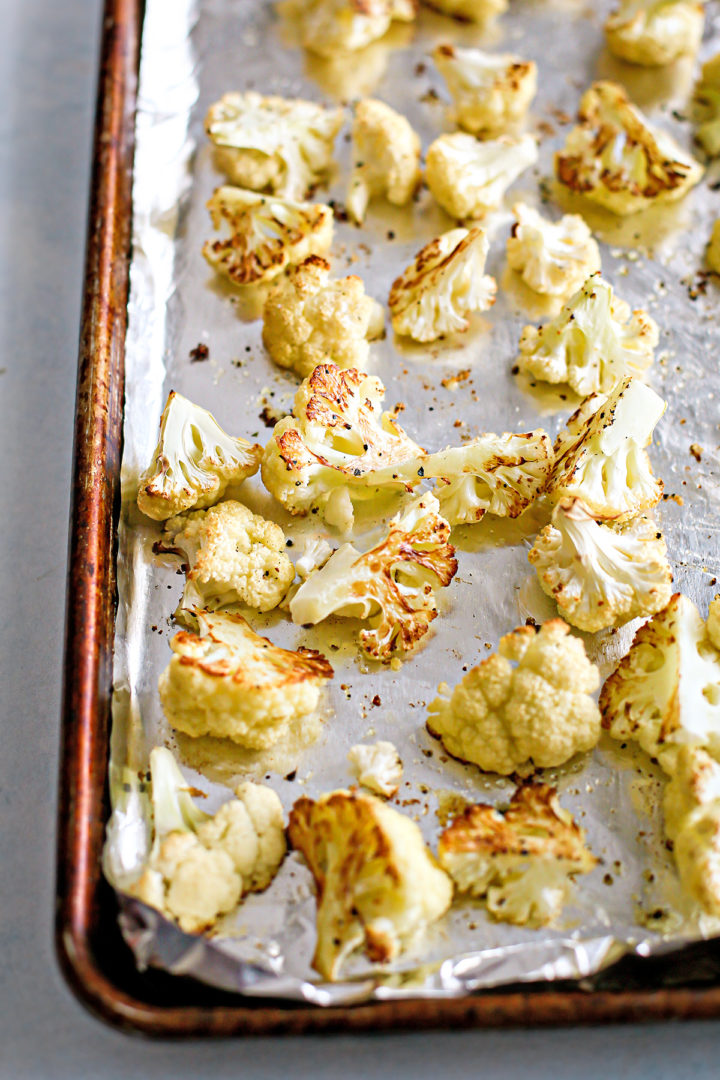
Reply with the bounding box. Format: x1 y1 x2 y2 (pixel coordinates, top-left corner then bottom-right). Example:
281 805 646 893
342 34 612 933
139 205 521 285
105 0 720 1003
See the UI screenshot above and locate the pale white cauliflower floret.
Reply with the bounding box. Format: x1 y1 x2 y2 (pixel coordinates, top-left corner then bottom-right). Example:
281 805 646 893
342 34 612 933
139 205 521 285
433 44 537 137
517 274 657 396
280 0 416 57
290 493 457 661
204 91 344 199
127 748 286 932
348 741 403 796
546 377 666 521
160 500 295 614
426 0 508 20
427 619 601 775
262 255 384 377
389 227 497 343
600 594 720 775
203 187 333 286
507 203 601 300
438 783 597 925
158 609 333 748
426 132 538 220
605 0 704 67
663 746 720 844
261 364 422 530
137 391 262 521
662 747 720 918
288 789 453 980
555 81 703 216
695 54 720 158
707 220 720 274
347 98 421 224
528 498 673 633
295 536 334 579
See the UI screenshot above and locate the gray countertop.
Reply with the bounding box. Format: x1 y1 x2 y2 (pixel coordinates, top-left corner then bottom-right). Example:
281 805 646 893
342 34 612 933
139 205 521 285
2 0 720 1074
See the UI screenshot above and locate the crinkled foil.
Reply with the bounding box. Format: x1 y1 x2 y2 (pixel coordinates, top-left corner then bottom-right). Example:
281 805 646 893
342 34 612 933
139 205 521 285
105 0 720 1003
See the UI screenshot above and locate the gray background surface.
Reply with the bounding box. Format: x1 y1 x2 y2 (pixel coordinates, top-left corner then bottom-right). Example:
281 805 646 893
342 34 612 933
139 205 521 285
1 0 720 1075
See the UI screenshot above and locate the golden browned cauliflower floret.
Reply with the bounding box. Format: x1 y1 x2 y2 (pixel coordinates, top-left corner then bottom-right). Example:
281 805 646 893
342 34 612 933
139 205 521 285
261 256 384 377
605 0 704 67
347 98 421 224
438 783 597 925
137 391 262 521
433 44 537 137
290 493 458 660
517 274 657 396
128 748 286 933
427 620 601 775
546 377 666 521
203 187 333 287
280 0 416 57
694 53 720 158
261 363 422 530
158 609 333 748
204 91 344 199
707 220 720 274
425 0 508 21
555 81 703 216
288 789 453 980
348 740 403 796
388 227 497 343
426 132 538 220
600 594 720 775
159 500 295 614
507 203 601 300
528 498 673 633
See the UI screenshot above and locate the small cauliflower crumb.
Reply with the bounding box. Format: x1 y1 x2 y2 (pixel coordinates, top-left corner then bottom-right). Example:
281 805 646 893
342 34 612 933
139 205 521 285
507 203 601 300
427 619 601 775
433 44 536 137
348 741 403 796
426 132 538 220
389 227 496 343
160 500 295 614
262 255 384 377
288 788 452 979
438 782 597 925
347 98 421 224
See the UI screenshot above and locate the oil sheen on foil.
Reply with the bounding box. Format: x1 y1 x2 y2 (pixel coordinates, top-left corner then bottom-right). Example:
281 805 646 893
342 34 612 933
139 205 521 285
104 0 720 1003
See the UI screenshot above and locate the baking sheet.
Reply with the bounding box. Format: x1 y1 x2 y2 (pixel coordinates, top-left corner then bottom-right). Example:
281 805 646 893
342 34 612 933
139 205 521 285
105 0 720 1003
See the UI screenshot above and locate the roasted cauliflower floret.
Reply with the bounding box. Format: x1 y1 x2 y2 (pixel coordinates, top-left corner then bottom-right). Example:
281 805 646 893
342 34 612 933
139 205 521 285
506 204 601 299
203 187 333 286
546 377 666 521
694 54 720 158
423 429 554 525
261 364 422 530
605 0 704 67
663 747 720 917
127 748 286 932
288 789 453 980
427 620 601 775
438 783 597 925
159 500 295 614
426 132 538 220
555 81 703 215
528 498 672 633
137 391 262 521
347 98 421 224
158 609 333 748
517 274 657 396
290 493 457 660
432 45 537 137
707 220 720 274
348 741 403 796
388 227 496 343
663 746 720 844
281 0 416 57
426 0 508 21
262 256 384 377
204 91 344 199
600 594 720 775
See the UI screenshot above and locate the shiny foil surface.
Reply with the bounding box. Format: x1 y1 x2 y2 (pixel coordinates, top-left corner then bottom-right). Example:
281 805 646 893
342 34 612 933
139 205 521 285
105 0 720 1003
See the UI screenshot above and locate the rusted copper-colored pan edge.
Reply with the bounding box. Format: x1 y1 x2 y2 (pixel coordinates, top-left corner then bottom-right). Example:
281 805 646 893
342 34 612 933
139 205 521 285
55 0 720 1036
